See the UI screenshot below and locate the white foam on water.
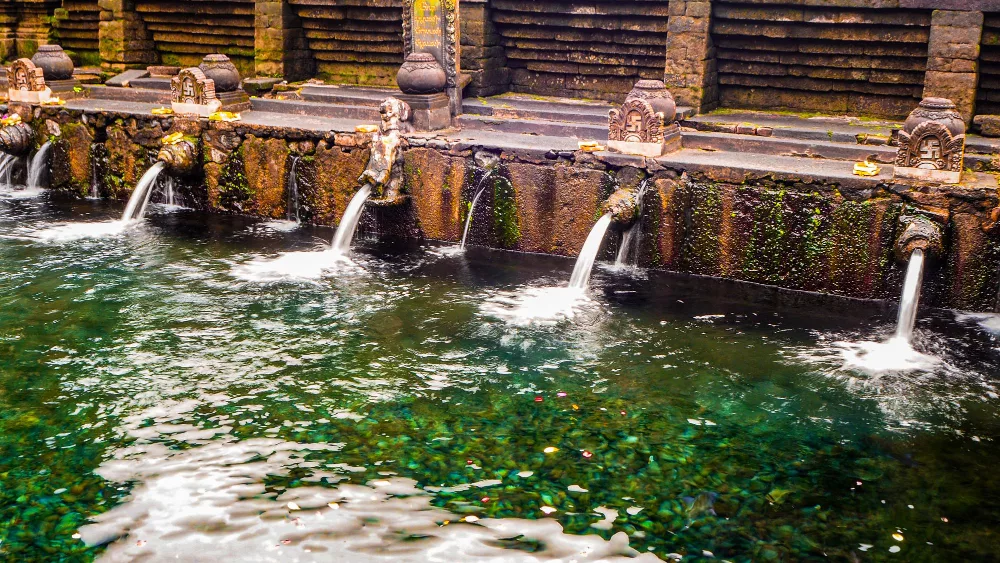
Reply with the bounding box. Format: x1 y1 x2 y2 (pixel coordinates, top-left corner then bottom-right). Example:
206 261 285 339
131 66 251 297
232 249 362 283
259 220 302 232
956 312 1000 336
29 220 134 243
832 336 943 375
481 285 593 326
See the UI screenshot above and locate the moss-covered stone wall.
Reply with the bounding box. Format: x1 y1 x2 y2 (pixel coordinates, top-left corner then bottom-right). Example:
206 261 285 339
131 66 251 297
26 106 1000 312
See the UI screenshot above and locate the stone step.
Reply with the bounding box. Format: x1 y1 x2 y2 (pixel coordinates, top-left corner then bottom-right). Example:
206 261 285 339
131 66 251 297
456 113 608 140
462 98 611 125
683 110 904 145
299 84 401 107
681 131 898 163
85 85 172 104
249 98 380 121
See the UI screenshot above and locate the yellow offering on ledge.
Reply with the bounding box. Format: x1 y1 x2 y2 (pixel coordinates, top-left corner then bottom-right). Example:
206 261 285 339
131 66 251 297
161 132 185 145
1 114 22 126
208 111 241 122
579 140 605 152
355 124 378 134
151 107 174 116
853 157 881 177
40 97 66 106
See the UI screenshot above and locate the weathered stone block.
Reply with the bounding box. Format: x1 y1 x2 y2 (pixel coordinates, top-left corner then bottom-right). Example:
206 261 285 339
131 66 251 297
402 148 465 242
242 135 290 219
309 142 369 226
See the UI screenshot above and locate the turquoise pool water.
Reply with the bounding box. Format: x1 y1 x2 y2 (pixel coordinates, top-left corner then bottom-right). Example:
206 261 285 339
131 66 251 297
1 196 999 562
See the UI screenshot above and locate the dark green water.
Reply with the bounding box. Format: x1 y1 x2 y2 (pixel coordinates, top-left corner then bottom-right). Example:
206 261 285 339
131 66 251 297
1 196 999 562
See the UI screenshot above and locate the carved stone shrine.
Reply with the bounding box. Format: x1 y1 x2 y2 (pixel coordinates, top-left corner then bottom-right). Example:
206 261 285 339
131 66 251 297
170 68 222 117
402 0 461 117
608 80 681 157
895 97 966 184
6 59 51 104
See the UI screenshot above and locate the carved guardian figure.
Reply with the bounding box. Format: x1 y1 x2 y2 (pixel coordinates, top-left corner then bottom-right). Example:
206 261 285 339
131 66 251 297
362 98 412 206
894 98 966 184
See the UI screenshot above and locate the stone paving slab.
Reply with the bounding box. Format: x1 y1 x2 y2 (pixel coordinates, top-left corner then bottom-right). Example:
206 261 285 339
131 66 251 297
682 130 898 163
685 110 903 144
657 148 891 190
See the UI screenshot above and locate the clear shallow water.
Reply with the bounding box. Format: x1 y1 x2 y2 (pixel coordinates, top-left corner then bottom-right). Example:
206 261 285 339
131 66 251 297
1 196 1000 562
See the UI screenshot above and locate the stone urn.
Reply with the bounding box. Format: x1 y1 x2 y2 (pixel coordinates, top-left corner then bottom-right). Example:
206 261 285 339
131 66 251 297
396 52 447 95
198 54 241 93
901 98 965 142
31 45 74 81
627 80 676 122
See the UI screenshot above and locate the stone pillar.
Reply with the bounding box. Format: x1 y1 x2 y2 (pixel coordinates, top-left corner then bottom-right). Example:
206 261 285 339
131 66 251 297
460 0 508 97
14 0 59 58
0 0 17 62
664 0 717 113
97 0 157 73
254 0 314 81
923 10 984 124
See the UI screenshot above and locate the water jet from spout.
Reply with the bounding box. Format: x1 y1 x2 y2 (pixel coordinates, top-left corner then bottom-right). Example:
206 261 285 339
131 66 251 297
122 162 166 221
331 184 373 255
614 180 650 267
27 141 51 189
287 157 300 223
460 170 496 250
896 248 925 343
569 214 614 290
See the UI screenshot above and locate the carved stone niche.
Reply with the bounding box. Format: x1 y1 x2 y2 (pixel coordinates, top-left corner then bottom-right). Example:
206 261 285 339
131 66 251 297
608 80 681 158
170 68 222 117
6 59 51 104
894 97 966 185
402 0 461 116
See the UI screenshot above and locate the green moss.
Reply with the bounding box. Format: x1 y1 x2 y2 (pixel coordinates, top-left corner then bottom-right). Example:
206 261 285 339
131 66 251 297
492 176 520 249
684 181 723 275
217 149 253 213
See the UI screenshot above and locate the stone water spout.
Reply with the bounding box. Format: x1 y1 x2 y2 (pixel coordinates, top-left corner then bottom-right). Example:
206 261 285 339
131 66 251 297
601 186 643 228
362 97 411 207
894 212 944 264
156 134 199 176
893 212 944 343
0 120 35 157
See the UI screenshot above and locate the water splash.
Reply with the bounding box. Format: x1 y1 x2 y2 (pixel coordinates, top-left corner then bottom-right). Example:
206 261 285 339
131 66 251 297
331 184 372 255
481 285 594 326
614 180 650 267
896 248 925 343
569 214 613 289
287 156 300 223
460 169 496 250
26 141 51 189
122 162 166 221
0 153 20 189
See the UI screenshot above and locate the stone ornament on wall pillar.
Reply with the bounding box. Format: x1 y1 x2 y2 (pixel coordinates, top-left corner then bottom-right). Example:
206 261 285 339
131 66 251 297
608 80 682 157
6 58 52 103
894 97 966 185
402 0 461 116
170 68 222 117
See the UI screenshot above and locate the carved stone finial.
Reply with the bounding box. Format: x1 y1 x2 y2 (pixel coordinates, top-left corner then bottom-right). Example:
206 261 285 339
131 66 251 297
608 80 681 157
6 58 51 103
894 97 966 184
170 68 222 116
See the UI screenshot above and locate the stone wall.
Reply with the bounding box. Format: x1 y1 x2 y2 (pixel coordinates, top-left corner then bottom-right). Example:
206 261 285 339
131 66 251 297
24 105 1000 312
288 0 403 86
978 14 1000 115
133 0 257 76
51 0 100 67
712 2 932 119
491 0 671 101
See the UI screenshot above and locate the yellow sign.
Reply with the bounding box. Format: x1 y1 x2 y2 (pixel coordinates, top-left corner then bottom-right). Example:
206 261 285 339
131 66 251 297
412 0 442 52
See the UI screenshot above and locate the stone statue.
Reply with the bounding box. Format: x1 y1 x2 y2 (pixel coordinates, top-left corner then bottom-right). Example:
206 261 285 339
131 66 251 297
608 80 681 157
6 59 51 103
362 97 411 206
895 97 966 184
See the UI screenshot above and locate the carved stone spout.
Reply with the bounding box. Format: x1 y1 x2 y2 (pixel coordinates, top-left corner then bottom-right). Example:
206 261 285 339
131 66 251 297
0 121 35 157
895 213 944 263
363 97 411 207
601 186 643 227
157 138 198 175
